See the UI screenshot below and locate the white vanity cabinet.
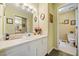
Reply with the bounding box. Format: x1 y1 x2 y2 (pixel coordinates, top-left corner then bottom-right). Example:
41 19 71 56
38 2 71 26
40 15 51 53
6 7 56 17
42 37 47 55
28 40 38 56
0 36 48 56
25 37 47 56
36 37 47 56
5 43 30 56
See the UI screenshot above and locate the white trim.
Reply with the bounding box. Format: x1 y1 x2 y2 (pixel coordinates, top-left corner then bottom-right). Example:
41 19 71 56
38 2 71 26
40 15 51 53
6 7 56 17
56 4 59 49
57 4 78 56
78 4 79 56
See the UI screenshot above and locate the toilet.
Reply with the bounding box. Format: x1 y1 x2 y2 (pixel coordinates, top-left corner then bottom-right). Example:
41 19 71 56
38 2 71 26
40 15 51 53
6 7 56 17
67 32 75 46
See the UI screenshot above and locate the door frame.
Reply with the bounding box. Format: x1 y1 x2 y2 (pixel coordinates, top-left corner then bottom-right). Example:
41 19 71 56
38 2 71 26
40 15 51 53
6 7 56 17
56 4 78 56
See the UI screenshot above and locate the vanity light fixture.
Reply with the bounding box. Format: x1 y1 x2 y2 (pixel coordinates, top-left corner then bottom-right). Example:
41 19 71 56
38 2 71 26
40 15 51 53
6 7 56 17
22 5 26 10
58 8 62 12
58 8 64 12
23 3 28 6
30 8 35 13
3 3 6 6
31 10 34 13
25 6 29 10
27 7 31 12
15 3 20 7
15 3 35 13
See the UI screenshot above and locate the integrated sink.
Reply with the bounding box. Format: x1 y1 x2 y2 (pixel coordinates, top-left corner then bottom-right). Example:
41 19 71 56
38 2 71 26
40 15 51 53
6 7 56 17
9 34 24 40
5 33 41 41
7 33 33 40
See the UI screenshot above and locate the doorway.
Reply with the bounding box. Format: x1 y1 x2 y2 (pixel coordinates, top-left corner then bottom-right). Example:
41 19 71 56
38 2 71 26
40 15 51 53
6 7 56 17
57 3 78 56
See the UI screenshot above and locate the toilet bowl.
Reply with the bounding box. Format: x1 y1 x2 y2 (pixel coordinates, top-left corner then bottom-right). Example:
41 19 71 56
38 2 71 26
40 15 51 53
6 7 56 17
67 32 75 46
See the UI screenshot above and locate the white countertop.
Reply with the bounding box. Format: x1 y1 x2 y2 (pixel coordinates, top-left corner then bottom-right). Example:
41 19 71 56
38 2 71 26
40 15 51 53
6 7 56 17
0 34 47 51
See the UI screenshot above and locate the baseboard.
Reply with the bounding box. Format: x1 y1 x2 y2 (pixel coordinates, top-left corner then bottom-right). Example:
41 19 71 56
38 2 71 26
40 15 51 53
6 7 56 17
52 47 74 56
48 48 54 54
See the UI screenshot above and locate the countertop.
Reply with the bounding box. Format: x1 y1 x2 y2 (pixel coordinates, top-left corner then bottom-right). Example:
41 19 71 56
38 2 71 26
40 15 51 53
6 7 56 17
0 34 47 51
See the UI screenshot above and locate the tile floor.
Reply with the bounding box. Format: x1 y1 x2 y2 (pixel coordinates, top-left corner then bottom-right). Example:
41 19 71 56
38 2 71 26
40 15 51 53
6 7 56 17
47 49 72 56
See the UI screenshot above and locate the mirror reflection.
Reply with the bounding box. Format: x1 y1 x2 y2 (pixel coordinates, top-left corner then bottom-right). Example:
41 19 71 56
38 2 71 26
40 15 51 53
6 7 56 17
14 16 27 33
3 3 33 35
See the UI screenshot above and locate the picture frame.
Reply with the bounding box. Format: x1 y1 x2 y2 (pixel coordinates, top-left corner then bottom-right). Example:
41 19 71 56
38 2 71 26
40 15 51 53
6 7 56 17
71 20 76 25
34 16 37 22
40 13 45 20
49 13 53 23
64 20 69 24
6 18 13 24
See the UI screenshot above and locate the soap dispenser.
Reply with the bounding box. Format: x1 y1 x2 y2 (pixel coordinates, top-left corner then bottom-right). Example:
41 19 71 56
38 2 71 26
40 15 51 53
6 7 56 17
5 33 9 40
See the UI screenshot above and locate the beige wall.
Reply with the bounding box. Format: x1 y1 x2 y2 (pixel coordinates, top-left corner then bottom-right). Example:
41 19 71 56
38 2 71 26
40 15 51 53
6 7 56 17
32 4 39 33
32 3 49 51
48 4 57 51
38 3 48 34
0 5 4 38
58 10 76 40
32 3 48 34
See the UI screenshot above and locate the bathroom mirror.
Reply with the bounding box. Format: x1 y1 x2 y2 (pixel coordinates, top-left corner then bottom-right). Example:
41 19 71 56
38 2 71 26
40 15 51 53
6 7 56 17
3 3 33 35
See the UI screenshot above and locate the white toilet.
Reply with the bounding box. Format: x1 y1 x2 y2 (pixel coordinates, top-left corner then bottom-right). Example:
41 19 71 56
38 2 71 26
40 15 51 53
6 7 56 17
67 32 75 46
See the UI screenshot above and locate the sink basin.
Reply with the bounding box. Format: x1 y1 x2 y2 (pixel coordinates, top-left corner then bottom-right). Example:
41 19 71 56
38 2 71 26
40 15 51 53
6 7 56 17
7 33 40 40
9 34 24 40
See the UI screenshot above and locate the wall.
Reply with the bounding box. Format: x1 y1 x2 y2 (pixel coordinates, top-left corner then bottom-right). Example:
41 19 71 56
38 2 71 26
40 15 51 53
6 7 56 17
0 5 4 38
32 4 39 33
58 10 76 41
48 4 57 51
4 4 33 34
32 3 49 51
38 3 48 34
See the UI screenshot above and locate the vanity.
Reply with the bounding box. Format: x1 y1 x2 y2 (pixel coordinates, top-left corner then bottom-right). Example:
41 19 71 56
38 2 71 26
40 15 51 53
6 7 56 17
0 33 48 56
0 4 48 56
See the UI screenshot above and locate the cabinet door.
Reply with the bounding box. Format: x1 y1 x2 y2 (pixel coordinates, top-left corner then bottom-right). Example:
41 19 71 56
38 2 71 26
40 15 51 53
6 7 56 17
5 43 30 56
29 41 37 56
29 37 47 56
36 39 43 56
42 37 48 55
29 39 43 56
